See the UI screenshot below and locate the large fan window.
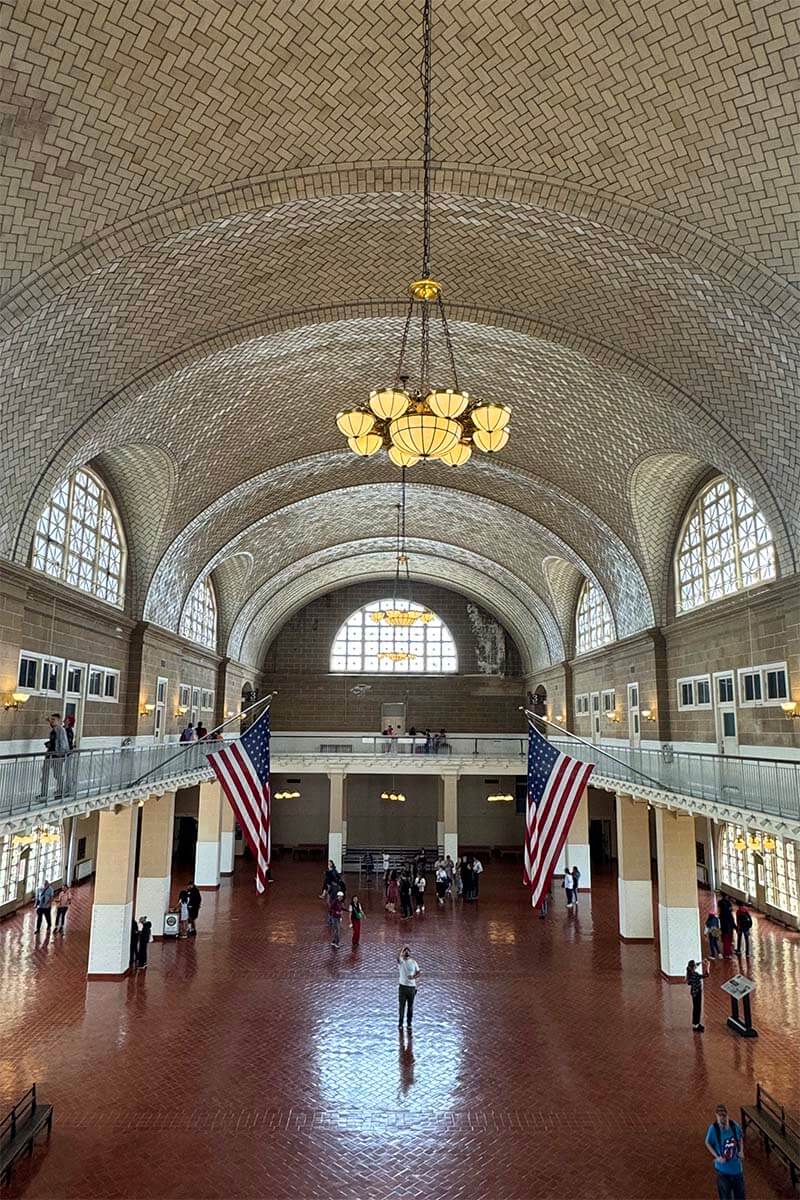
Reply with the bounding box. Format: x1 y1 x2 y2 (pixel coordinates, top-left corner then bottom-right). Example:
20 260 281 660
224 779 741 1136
330 600 457 673
575 580 614 656
675 478 776 613
32 468 125 607
181 578 218 650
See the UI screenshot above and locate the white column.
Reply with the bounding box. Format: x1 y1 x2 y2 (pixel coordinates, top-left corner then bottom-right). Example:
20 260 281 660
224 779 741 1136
195 780 222 889
328 770 345 868
655 808 702 979
87 804 139 978
442 772 458 862
220 795 235 876
135 791 175 939
436 784 445 852
565 788 591 888
615 793 654 939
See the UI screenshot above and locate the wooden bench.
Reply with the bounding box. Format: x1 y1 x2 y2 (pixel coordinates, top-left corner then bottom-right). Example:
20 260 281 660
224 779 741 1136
0 1084 54 1187
495 845 523 863
741 1082 800 1190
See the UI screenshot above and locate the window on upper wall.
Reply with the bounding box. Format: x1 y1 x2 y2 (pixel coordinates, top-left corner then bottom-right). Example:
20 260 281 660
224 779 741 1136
575 580 615 656
330 600 458 673
31 468 126 607
738 662 789 708
180 578 218 650
675 477 776 614
677 674 712 710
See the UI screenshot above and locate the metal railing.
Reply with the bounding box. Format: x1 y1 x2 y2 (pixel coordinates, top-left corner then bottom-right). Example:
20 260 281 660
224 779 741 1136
270 733 528 757
0 741 218 823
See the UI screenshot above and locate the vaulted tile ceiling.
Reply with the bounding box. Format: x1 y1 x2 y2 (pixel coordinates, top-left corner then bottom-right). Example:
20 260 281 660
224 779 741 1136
1 0 798 670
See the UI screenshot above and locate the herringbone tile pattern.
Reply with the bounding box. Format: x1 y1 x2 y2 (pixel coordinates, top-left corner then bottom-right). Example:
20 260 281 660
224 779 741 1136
1 863 798 1198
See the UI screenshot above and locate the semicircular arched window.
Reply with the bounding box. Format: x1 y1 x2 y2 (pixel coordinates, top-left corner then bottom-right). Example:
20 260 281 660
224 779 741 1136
675 478 776 613
181 577 218 650
330 600 458 673
575 580 615 656
32 467 126 607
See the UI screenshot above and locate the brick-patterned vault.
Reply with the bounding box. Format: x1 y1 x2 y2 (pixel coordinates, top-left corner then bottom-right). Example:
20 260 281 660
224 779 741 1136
1 1 798 650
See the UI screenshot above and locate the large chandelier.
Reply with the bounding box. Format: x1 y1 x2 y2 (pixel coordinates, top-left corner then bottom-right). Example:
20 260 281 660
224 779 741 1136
371 475 433 632
335 0 511 467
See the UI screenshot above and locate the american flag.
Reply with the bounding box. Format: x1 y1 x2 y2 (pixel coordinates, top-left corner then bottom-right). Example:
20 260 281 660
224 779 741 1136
523 721 594 909
209 708 271 893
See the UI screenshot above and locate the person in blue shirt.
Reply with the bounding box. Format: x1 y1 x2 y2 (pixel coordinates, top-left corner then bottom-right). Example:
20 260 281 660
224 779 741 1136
704 1104 746 1199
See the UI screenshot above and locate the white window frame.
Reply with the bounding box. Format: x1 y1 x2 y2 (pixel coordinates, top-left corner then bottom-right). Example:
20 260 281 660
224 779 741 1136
65 661 86 696
178 683 191 708
40 656 65 696
738 662 790 708
601 688 615 713
86 664 120 703
17 651 41 693
714 671 736 705
677 674 712 711
574 693 590 717
201 689 214 712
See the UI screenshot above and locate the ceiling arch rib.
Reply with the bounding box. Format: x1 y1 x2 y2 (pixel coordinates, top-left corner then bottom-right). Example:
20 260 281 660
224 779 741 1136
231 546 556 674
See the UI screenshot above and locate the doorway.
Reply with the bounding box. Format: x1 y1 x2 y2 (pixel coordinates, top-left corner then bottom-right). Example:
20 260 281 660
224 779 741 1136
627 682 641 749
713 671 738 755
64 660 86 744
381 702 406 735
590 692 601 744
154 675 168 741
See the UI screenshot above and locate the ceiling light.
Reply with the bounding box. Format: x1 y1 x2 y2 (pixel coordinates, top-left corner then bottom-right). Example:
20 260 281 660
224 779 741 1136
371 478 433 633
335 0 510 467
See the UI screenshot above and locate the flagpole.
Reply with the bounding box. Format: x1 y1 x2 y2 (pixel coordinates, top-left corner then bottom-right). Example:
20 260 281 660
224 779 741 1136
519 707 667 792
127 691 277 790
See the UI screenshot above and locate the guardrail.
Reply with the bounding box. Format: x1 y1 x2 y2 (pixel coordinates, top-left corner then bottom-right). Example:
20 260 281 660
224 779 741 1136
269 733 528 756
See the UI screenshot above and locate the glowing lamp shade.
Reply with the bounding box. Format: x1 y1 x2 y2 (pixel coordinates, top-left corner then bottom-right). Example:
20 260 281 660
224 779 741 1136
347 432 383 457
436 441 472 467
369 388 410 421
388 445 420 468
390 413 460 458
733 835 746 851
336 409 376 439
473 426 510 454
426 389 469 419
471 402 511 433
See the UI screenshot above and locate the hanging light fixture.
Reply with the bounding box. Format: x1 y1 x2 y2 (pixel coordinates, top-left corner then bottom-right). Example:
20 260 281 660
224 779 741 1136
371 472 433 633
12 825 61 848
762 834 776 852
335 0 511 466
733 833 747 852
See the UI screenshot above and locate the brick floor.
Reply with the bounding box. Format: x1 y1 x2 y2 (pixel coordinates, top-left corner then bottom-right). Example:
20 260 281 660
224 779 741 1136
1 862 798 1199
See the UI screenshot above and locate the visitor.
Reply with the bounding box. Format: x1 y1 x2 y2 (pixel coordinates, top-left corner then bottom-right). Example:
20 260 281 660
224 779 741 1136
538 880 552 919
563 866 575 908
63 714 78 790
472 855 484 899
364 851 375 881
187 881 201 935
179 723 196 743
413 871 426 914
399 871 414 919
705 911 722 959
435 861 448 905
455 857 465 898
686 958 711 1032
382 851 390 876
350 895 364 946
704 1104 746 1199
178 888 190 937
136 916 152 969
195 721 208 740
415 847 426 877
382 725 394 752
424 728 432 754
385 870 400 914
129 917 140 970
735 902 753 957
571 864 581 906
460 856 474 901
444 855 454 895
40 713 70 798
718 895 736 959
397 945 421 1031
329 891 344 948
321 860 340 897
34 879 54 933
54 883 72 932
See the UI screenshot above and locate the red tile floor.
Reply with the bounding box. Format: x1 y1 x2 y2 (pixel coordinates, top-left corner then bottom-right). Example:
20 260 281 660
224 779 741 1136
1 861 798 1200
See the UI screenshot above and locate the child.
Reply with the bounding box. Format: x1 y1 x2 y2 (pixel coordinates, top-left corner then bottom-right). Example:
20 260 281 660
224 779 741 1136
350 895 364 946
178 889 190 938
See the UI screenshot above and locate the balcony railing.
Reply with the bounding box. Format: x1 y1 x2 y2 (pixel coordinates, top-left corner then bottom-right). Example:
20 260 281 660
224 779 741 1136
269 733 527 757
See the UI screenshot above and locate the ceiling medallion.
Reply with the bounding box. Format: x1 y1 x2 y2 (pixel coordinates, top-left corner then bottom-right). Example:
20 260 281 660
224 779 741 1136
335 0 511 467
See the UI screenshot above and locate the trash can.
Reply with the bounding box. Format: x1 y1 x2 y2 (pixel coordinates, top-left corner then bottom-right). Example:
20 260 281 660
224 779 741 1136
163 911 180 938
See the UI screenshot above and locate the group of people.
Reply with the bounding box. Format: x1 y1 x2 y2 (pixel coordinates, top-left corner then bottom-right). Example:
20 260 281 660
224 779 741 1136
34 879 72 932
704 895 753 960
381 851 485 917
39 712 78 798
380 726 450 753
179 722 222 743
535 864 582 917
320 861 364 948
177 882 202 937
130 916 152 970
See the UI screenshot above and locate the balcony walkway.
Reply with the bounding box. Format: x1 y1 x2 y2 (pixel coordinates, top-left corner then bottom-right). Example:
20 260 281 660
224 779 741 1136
2 733 799 838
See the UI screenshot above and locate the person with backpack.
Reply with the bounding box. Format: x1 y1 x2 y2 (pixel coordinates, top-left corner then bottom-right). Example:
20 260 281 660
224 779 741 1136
735 903 753 957
686 958 711 1032
704 1103 746 1198
705 911 722 959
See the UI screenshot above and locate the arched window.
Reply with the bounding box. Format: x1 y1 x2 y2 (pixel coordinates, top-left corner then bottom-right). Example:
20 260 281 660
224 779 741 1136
675 478 775 613
181 578 217 650
32 468 125 606
575 580 614 655
330 600 457 673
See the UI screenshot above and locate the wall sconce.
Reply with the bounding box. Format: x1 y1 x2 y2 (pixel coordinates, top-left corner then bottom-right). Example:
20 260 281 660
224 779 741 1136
140 701 155 717
4 692 31 712
606 710 621 723
175 704 189 718
781 701 799 720
640 708 657 722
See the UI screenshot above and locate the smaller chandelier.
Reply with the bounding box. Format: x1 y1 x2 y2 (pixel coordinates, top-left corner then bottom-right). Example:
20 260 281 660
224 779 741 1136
12 825 60 847
733 834 747 852
381 791 407 803
379 650 417 663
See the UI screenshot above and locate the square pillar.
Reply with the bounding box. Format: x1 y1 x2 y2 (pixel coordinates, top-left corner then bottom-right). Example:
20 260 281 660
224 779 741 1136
87 804 139 979
328 771 345 868
615 793 653 940
220 795 236 876
437 785 445 852
442 772 458 863
195 780 222 889
565 788 591 888
655 808 702 980
135 791 175 939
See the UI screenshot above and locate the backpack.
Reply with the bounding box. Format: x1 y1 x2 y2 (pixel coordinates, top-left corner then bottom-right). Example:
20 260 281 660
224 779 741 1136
739 910 752 931
54 726 70 754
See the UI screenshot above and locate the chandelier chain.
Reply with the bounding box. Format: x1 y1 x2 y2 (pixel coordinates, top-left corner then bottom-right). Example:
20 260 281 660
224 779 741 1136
395 298 415 384
421 0 432 279
437 295 460 392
